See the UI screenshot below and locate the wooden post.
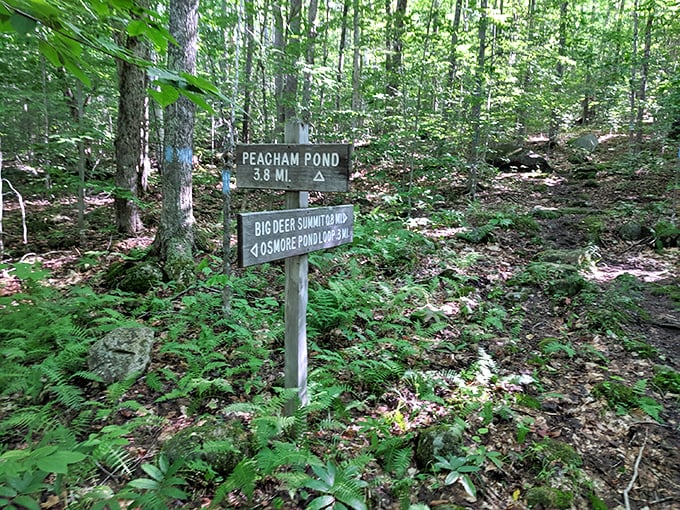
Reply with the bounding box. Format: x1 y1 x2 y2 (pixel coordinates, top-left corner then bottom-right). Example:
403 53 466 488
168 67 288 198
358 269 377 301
284 120 309 415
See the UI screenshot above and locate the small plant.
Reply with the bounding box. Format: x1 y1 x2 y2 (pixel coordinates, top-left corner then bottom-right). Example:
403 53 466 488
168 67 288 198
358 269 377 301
653 365 680 395
592 379 663 421
432 454 481 498
302 461 368 510
117 455 188 510
0 443 86 510
525 485 574 509
524 438 582 481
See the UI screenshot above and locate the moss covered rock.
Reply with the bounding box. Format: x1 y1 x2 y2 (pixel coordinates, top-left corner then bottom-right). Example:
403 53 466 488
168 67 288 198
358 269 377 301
526 485 574 509
162 417 253 476
414 422 465 468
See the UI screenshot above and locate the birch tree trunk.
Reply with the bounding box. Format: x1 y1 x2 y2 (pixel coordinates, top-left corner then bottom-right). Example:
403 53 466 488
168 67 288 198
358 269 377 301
154 0 199 286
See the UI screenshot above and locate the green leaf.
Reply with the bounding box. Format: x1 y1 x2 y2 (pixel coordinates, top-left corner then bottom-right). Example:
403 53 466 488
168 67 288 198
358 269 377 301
179 89 214 113
141 462 164 481
39 40 62 67
36 450 86 475
127 478 159 490
9 13 36 35
307 495 335 510
61 56 92 87
181 72 220 95
160 487 188 499
127 19 146 37
460 474 477 498
12 495 41 510
149 83 180 107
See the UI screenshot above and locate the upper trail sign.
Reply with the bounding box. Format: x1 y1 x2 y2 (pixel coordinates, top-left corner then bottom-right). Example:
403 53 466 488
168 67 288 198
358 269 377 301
235 144 352 192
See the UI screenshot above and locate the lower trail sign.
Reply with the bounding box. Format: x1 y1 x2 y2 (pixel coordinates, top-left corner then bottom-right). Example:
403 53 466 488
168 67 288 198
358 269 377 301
237 205 354 267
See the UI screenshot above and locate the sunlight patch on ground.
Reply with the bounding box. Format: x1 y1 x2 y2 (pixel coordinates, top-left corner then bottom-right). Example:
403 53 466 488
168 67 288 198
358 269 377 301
586 250 678 283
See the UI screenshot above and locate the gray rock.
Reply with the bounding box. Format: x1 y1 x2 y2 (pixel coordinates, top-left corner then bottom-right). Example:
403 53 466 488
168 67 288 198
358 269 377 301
414 422 465 468
162 418 252 475
88 327 154 384
619 222 650 241
569 133 599 152
488 145 552 172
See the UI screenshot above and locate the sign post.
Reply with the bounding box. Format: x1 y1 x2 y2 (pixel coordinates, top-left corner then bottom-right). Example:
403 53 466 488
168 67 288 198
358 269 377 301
235 122 353 415
284 121 309 415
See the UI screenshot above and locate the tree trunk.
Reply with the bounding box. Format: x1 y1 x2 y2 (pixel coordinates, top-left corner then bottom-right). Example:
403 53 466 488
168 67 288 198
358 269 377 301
468 0 488 198
351 0 362 128
273 1 286 139
515 0 535 140
283 0 302 124
446 0 463 90
154 0 199 286
302 0 319 124
386 0 408 96
114 19 148 235
549 1 568 147
336 0 350 110
242 0 255 143
636 3 654 146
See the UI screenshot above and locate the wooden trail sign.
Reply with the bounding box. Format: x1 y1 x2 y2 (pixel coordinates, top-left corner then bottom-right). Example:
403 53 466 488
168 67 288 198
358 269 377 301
237 205 354 267
235 144 351 192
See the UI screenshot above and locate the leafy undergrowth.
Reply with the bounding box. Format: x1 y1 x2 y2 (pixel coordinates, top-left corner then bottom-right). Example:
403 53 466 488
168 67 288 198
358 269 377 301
1 133 679 509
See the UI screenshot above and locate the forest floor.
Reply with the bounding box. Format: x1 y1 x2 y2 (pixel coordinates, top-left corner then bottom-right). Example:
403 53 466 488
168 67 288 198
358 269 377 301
1 132 679 510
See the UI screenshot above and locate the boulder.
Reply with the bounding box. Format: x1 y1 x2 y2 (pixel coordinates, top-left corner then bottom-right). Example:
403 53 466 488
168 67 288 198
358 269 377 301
414 422 465 468
487 145 551 173
162 417 253 476
106 261 164 294
88 327 154 384
569 133 599 152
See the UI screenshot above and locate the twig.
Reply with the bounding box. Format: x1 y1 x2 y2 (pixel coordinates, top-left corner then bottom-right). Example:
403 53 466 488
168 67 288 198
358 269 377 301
623 433 648 510
2 178 28 244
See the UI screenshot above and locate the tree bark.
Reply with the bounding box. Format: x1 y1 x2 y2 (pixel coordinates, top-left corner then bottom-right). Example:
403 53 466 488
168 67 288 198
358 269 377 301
635 3 654 146
114 15 149 235
468 0 488 198
242 0 255 143
351 0 362 127
549 1 568 147
336 0 350 110
446 0 463 90
302 0 319 124
154 0 199 285
386 0 408 96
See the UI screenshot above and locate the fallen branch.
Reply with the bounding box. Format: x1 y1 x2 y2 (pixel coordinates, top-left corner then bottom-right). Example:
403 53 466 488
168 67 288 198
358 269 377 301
2 178 28 245
623 434 648 510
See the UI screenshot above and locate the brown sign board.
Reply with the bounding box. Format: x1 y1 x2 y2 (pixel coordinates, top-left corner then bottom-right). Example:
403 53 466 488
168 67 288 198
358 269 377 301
235 144 352 192
237 205 354 267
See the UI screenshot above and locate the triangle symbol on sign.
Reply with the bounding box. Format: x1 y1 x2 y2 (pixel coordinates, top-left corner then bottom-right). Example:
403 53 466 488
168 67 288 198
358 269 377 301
313 171 325 182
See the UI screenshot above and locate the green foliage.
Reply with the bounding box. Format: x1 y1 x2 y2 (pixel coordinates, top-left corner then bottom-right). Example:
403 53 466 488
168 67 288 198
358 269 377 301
652 220 680 249
525 485 574 509
653 366 680 396
303 461 368 510
432 454 480 499
524 438 583 482
593 379 663 422
117 455 188 510
0 441 86 509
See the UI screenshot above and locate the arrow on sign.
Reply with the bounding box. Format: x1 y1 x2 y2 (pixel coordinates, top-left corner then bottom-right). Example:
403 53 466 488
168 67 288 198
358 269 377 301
250 245 258 257
313 171 325 182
